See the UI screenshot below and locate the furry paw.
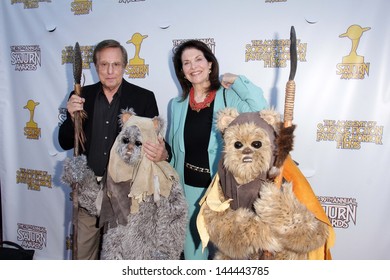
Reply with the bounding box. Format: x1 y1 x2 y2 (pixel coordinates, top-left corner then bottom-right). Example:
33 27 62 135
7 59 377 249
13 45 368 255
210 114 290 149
203 204 281 259
254 181 314 236
61 155 91 186
254 181 328 254
61 155 100 216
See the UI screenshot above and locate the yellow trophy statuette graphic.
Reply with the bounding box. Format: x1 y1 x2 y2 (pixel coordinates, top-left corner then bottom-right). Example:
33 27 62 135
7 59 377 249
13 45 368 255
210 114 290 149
24 99 39 128
127 33 148 65
339 24 370 64
23 99 41 140
125 33 149 79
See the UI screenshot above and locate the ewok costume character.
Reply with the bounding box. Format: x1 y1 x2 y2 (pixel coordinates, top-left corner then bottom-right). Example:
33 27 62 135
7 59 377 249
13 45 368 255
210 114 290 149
197 108 334 260
62 109 188 260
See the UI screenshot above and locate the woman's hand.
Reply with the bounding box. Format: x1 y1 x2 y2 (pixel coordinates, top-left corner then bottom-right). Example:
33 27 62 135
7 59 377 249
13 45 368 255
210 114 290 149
221 73 238 89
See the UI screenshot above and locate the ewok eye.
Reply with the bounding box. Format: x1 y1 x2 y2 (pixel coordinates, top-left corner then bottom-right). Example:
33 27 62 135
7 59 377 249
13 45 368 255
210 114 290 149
234 141 243 149
252 141 262 149
135 141 142 147
122 137 130 144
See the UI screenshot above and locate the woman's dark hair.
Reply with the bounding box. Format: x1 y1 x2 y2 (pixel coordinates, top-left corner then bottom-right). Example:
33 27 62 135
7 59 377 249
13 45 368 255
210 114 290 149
173 40 221 100
93 39 128 67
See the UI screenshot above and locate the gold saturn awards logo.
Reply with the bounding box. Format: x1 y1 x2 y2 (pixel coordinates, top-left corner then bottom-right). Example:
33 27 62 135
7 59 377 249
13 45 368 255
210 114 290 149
125 33 149 79
71 0 92 15
62 44 93 69
24 99 41 140
11 0 51 9
336 24 370 79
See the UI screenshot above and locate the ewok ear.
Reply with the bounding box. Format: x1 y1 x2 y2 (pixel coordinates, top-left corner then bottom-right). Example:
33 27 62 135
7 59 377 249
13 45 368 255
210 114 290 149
119 108 136 127
259 108 281 131
152 116 165 136
216 108 240 133
258 108 295 178
259 108 295 168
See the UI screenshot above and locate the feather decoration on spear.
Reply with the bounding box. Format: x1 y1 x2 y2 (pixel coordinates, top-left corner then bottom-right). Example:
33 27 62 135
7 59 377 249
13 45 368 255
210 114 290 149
71 42 87 260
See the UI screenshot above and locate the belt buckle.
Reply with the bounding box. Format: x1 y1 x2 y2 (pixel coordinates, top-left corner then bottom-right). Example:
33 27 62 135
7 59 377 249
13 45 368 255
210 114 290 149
185 162 210 174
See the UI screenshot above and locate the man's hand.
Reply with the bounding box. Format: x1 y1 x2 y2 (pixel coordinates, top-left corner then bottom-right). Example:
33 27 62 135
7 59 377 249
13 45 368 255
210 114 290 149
143 136 168 162
67 95 85 119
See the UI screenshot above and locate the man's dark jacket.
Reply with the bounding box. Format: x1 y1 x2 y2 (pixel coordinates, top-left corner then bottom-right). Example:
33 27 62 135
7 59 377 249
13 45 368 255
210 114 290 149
58 79 168 159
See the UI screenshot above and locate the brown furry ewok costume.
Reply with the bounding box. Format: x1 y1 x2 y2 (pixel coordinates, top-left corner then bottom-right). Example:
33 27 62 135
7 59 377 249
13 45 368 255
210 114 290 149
62 109 187 260
197 108 330 260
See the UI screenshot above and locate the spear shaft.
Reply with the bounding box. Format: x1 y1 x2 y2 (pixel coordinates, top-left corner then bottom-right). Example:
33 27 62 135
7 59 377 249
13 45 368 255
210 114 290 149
275 26 297 187
71 42 86 260
284 26 297 128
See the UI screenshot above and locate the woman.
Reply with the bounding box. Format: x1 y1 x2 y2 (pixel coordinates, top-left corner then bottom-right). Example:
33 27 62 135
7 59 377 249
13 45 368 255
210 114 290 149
168 40 268 260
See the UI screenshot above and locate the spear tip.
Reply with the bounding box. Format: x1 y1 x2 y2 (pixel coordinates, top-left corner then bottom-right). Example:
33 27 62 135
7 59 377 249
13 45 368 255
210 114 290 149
73 42 82 85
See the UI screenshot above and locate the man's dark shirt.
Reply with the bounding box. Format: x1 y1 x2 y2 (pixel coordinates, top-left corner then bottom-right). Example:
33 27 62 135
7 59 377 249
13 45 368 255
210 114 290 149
88 86 122 176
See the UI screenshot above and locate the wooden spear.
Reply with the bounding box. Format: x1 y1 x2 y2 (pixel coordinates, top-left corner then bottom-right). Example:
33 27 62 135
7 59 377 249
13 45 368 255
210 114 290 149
275 26 297 187
71 42 86 259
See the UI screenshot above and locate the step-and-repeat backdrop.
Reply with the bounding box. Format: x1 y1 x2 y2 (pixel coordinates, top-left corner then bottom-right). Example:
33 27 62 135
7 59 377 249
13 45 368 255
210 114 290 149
1 0 389 260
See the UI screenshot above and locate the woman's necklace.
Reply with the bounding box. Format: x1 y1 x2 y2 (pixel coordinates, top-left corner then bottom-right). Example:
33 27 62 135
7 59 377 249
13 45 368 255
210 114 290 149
189 87 216 112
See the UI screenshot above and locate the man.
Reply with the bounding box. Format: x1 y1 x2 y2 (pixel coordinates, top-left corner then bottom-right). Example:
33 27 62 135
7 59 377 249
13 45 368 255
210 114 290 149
58 39 170 260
